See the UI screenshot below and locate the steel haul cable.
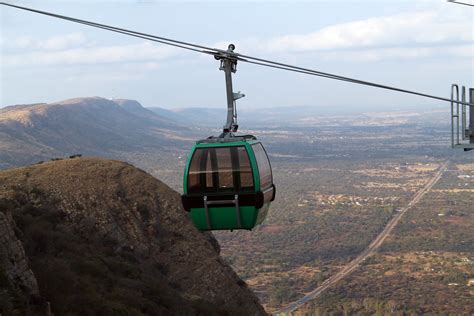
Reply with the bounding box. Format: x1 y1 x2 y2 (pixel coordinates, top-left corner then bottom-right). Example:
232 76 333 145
447 0 474 7
1 2 473 107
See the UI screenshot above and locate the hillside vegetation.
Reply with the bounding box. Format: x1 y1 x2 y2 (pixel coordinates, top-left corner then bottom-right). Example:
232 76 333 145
293 162 474 315
0 157 265 315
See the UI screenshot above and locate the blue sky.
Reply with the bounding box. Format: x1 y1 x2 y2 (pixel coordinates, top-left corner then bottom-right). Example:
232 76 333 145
1 0 473 111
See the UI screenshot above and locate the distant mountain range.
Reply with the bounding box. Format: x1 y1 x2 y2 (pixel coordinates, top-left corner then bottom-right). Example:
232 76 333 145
0 97 193 169
0 96 450 169
148 104 449 128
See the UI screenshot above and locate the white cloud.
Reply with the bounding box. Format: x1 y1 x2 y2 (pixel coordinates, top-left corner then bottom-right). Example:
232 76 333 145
3 42 180 66
64 70 144 83
3 6 472 68
272 11 469 52
220 8 473 61
7 33 87 51
318 44 473 62
446 44 474 58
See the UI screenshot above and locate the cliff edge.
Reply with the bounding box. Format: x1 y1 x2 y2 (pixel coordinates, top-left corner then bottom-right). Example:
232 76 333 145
0 157 266 315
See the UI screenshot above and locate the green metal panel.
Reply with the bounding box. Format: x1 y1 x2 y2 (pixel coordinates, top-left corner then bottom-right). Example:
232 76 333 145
190 206 260 230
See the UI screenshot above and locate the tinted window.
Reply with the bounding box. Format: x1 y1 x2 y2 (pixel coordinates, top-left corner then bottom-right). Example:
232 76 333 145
252 143 273 189
188 148 206 192
187 146 254 194
238 147 254 189
216 147 233 189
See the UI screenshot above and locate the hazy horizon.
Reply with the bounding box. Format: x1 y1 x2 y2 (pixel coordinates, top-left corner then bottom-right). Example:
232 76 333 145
1 94 450 116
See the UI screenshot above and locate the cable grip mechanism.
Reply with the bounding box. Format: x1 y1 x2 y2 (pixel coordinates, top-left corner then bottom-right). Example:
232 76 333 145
217 44 244 136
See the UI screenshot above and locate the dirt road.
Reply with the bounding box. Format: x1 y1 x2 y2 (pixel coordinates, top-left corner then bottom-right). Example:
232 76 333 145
275 161 449 315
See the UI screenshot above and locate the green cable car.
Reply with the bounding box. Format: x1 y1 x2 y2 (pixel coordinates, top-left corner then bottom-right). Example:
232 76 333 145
181 44 276 231
181 44 275 230
181 135 275 230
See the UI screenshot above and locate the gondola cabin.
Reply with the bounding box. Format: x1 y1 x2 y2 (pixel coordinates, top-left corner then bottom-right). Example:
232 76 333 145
181 135 275 231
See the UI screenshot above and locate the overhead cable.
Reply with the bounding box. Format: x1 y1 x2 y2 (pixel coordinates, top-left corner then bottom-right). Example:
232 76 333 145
0 2 221 54
1 2 473 107
447 0 474 7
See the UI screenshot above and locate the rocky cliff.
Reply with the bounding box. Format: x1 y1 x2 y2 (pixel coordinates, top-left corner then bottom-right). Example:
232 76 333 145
0 157 266 315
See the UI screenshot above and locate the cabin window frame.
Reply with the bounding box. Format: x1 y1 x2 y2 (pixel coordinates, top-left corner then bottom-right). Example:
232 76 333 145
187 145 255 195
251 143 273 190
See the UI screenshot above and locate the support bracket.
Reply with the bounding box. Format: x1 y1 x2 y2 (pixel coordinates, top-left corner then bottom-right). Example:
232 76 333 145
214 44 245 136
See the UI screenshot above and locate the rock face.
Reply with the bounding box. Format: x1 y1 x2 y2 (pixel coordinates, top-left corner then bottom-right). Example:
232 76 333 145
0 157 266 315
0 210 46 315
0 211 39 295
